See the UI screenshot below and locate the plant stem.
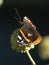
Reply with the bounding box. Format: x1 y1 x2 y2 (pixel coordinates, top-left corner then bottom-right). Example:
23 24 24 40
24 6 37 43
25 50 36 65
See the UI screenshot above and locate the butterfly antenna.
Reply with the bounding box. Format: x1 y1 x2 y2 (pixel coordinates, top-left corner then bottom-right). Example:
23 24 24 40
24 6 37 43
15 8 21 21
13 16 18 21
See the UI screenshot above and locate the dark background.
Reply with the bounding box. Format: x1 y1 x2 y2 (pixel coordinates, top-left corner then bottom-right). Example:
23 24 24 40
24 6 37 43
0 0 49 65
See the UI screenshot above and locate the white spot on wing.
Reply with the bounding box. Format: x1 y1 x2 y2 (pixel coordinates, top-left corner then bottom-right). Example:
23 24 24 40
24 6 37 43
18 35 22 40
24 16 31 23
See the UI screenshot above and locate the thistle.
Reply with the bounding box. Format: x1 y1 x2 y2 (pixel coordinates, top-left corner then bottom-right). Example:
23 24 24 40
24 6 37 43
10 29 36 65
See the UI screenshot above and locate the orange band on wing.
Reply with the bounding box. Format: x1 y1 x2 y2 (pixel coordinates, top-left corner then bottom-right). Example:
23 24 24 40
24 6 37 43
19 29 30 43
19 29 42 45
32 37 42 45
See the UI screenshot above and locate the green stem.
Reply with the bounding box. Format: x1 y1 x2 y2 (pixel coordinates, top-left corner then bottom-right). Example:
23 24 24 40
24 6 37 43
25 50 36 65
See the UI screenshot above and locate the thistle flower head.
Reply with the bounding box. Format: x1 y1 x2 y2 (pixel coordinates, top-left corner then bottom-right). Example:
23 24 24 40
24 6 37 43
10 28 35 53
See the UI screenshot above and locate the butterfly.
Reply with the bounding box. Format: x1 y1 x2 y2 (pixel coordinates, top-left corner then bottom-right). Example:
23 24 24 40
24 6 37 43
14 8 42 46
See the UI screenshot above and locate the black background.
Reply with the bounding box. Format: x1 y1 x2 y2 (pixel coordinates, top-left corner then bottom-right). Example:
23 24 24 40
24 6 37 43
0 0 49 65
